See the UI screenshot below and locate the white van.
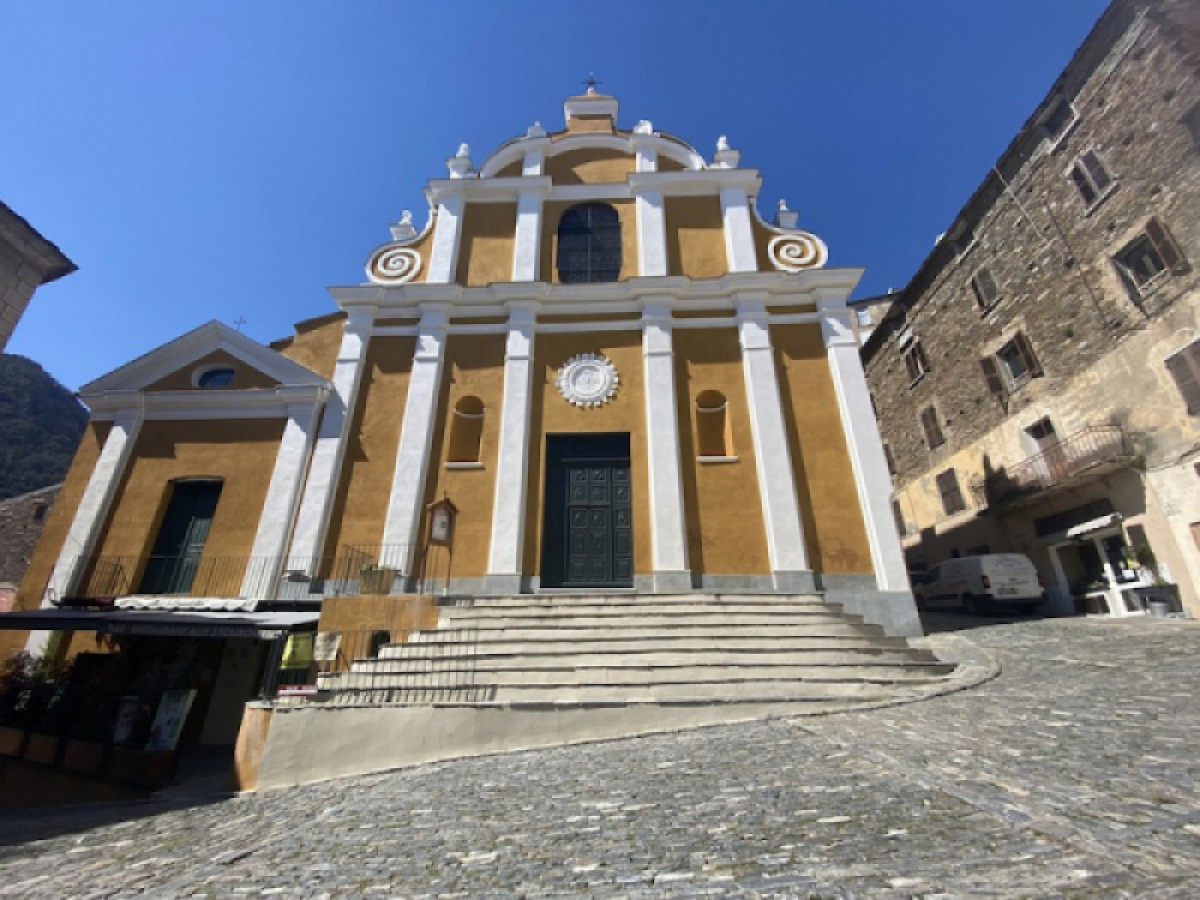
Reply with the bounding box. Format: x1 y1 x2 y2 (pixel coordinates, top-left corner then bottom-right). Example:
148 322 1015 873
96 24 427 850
912 554 1044 615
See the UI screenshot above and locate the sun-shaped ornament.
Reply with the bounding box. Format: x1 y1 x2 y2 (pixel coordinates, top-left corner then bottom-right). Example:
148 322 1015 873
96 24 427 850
556 353 619 408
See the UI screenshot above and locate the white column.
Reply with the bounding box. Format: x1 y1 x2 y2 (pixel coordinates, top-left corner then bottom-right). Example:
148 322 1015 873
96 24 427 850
635 189 668 277
511 192 544 283
485 302 538 593
382 304 449 579
241 392 325 598
288 307 373 569
642 301 691 591
426 195 465 284
30 407 143 653
736 295 813 592
817 295 910 593
721 187 759 273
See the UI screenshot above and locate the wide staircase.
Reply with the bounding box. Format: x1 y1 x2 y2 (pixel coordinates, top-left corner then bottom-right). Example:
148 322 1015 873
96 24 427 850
314 593 954 710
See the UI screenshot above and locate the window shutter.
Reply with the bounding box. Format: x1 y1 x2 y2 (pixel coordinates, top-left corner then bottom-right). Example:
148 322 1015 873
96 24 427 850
921 407 944 449
1071 165 1096 205
1146 218 1188 275
980 356 1007 400
1014 333 1043 378
1082 151 1113 193
1165 350 1200 414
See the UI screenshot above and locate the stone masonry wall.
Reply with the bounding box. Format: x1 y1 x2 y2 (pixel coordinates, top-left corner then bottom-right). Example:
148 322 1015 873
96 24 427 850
0 484 60 588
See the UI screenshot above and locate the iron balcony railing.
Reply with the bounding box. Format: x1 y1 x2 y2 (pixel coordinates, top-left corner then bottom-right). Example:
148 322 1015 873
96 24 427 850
55 544 414 607
973 426 1132 507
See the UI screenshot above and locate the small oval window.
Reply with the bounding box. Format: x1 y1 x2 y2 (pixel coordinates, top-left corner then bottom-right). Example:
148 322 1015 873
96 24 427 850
197 367 235 389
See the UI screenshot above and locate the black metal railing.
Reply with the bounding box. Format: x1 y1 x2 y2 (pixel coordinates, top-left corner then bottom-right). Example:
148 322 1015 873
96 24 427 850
974 426 1131 507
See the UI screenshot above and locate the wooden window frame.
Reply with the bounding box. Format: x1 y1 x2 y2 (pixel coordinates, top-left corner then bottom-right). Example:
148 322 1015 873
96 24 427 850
1165 340 1200 415
920 405 945 450
1113 218 1189 302
1068 148 1116 209
981 333 1042 404
970 267 1001 312
903 339 930 386
936 468 967 516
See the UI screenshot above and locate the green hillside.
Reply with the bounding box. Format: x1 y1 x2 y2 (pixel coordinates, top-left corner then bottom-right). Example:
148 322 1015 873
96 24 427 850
0 354 87 500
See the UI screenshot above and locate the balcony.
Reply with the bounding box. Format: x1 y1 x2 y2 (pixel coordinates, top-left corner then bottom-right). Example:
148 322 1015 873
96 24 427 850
54 545 414 610
972 426 1135 509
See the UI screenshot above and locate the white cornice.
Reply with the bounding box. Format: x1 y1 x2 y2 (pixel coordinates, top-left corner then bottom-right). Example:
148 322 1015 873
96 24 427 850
80 320 329 395
629 170 761 197
84 384 330 422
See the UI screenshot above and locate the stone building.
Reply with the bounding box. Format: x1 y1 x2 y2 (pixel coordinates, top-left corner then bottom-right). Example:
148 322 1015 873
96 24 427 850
0 201 75 351
0 90 923 773
0 485 60 612
863 0 1200 617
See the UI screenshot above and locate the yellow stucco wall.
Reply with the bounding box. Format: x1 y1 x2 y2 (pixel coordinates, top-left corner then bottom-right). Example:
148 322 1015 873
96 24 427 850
417 335 506 580
523 332 652 578
665 196 727 280
144 350 280 392
772 324 872 574
322 337 416 556
455 203 517 287
540 199 638 284
564 114 616 136
274 313 345 381
544 147 634 185
2 423 111 659
674 328 770 575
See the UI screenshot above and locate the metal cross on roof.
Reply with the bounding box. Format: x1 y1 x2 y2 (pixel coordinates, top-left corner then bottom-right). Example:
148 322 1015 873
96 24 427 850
583 73 601 92
233 316 247 332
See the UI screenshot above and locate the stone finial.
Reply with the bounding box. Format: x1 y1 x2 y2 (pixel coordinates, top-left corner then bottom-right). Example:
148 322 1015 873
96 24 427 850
527 121 547 138
633 120 654 135
390 209 416 241
775 199 799 230
447 144 474 179
713 135 739 169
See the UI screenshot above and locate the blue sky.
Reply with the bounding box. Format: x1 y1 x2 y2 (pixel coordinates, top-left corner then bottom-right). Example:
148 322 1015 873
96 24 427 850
3 1 1107 390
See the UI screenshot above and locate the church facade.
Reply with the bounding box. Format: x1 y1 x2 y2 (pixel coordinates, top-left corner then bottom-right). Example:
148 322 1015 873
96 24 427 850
5 89 917 674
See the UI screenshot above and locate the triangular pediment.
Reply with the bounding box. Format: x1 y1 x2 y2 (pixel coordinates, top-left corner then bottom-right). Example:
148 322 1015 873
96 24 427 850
79 320 329 398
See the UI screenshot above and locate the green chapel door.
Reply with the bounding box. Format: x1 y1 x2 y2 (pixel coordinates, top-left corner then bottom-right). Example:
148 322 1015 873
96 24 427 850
138 481 223 595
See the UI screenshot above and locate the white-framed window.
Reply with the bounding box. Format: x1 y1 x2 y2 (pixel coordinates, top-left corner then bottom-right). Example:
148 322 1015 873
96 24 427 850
1113 218 1188 302
920 405 945 450
936 468 966 516
903 339 930 385
1165 340 1200 415
969 267 1001 312
1041 97 1078 146
1069 149 1115 208
981 333 1042 401
192 365 236 389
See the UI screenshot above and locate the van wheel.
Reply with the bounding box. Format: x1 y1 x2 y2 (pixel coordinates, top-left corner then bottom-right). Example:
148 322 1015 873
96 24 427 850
963 594 985 616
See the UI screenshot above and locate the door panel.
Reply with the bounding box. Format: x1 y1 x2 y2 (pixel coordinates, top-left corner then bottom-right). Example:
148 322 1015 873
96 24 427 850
139 481 223 595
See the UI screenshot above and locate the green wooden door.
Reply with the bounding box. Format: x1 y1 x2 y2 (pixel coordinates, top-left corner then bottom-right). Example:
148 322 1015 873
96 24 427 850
138 481 222 595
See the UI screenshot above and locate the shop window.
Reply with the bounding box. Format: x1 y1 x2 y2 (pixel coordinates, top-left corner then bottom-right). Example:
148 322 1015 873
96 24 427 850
446 396 485 463
1114 218 1188 303
920 405 945 450
695 390 732 458
1069 149 1115 208
557 203 621 283
969 267 1001 312
936 469 966 516
1165 340 1200 414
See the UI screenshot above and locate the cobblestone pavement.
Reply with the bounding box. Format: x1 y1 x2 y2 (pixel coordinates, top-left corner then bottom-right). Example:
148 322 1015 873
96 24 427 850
3 617 1200 898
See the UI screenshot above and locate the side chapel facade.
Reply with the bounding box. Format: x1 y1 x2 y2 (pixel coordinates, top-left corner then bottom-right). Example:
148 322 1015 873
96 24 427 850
5 89 917 667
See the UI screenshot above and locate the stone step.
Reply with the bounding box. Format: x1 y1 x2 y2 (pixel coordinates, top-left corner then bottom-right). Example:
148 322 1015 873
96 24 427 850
320 662 952 688
378 634 914 658
314 679 913 704
438 592 828 610
436 609 862 627
406 622 886 644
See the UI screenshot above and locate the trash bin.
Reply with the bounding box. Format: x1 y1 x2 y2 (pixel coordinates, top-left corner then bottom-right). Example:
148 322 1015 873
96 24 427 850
1148 598 1171 618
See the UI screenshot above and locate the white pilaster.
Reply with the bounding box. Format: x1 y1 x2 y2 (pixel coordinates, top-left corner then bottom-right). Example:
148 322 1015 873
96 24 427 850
30 407 144 654
485 302 539 593
817 292 910 593
241 395 324 597
426 194 465 284
635 189 668 277
632 123 659 173
512 192 545 283
288 307 374 568
721 187 759 274
736 294 812 591
382 304 450 577
642 301 691 591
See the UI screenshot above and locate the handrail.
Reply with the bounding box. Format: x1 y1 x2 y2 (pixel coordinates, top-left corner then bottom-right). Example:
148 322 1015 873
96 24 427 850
975 426 1131 506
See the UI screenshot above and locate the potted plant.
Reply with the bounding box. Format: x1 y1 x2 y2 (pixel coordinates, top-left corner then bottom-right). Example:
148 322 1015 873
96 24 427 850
21 655 68 766
0 653 35 756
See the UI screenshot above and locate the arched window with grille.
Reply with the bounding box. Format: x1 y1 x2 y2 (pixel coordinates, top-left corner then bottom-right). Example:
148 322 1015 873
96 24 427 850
695 390 732 459
557 203 621 283
447 396 485 464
